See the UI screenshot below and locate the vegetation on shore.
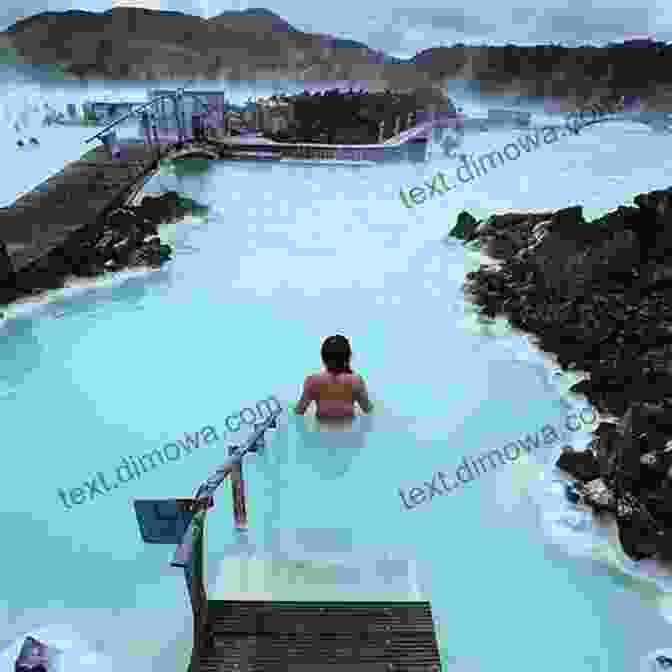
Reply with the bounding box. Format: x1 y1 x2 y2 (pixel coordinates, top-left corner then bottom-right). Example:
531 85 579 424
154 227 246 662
265 87 454 144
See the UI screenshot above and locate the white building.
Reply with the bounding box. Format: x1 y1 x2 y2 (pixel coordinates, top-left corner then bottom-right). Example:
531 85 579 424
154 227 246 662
145 90 227 137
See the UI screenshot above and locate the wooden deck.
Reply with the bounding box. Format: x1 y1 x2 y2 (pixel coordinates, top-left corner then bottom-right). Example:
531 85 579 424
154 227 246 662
0 142 170 274
210 137 416 163
195 601 442 672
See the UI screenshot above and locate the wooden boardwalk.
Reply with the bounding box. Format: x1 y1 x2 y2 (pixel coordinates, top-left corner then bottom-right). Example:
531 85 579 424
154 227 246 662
195 600 442 672
0 120 430 283
0 142 171 275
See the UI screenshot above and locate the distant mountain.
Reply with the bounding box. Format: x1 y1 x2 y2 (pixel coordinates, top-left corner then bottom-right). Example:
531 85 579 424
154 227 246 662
1 7 431 87
2 9 672 110
206 8 301 34
3 9 98 35
0 32 72 82
409 42 672 110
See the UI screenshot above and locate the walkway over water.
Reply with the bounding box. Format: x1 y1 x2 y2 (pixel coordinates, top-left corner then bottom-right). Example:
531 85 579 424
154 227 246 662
383 114 466 145
578 110 672 132
381 109 672 146
0 110 439 294
0 143 169 275
85 88 456 160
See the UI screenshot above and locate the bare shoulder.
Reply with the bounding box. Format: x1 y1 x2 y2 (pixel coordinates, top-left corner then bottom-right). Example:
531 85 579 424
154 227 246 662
305 372 323 386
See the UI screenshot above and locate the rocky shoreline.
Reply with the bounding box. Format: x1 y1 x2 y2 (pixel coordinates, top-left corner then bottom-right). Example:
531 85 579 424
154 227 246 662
0 191 207 309
447 189 672 561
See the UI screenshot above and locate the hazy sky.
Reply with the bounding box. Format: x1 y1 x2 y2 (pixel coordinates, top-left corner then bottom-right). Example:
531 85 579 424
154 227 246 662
1 0 669 58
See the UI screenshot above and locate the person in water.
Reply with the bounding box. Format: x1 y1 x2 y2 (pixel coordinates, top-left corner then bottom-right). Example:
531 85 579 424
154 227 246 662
294 335 373 419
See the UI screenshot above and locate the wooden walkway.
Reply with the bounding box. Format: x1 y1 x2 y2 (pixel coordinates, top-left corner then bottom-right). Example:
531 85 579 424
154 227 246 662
195 601 442 672
0 121 427 286
0 142 171 274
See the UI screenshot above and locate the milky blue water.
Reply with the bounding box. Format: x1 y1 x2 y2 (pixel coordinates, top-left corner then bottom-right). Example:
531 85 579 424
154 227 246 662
2 79 672 672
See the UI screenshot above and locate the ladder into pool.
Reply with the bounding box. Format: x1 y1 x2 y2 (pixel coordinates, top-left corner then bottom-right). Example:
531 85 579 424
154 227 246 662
133 410 442 672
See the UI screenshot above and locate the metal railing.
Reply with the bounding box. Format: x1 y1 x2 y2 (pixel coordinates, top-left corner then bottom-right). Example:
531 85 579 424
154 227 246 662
132 408 282 672
85 88 223 145
85 94 176 144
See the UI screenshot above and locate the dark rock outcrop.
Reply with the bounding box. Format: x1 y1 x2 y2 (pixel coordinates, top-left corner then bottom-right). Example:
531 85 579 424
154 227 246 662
81 193 193 273
557 450 601 483
448 211 479 240
2 191 206 306
0 240 17 304
448 185 672 560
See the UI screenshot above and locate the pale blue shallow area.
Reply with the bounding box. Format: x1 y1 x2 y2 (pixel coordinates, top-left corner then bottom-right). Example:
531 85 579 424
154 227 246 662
1 80 672 672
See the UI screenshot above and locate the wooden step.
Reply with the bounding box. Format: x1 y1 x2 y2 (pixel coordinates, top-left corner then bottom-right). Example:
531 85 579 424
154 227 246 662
195 601 442 672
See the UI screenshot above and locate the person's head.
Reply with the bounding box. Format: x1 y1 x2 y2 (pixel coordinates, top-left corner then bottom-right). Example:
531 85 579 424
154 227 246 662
321 335 352 374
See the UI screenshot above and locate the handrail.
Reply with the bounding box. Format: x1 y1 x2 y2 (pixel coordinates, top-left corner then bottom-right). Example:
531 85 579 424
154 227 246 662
166 408 281 672
85 90 223 144
84 94 178 143
176 409 280 531
184 508 209 671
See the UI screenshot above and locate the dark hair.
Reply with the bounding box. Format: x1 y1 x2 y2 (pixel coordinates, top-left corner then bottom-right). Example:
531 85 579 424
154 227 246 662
321 335 352 374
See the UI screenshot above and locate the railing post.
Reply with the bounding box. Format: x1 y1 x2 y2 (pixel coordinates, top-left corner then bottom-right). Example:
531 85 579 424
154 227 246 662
136 408 280 672
141 111 152 148
231 461 248 530
183 509 211 672
173 94 182 144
